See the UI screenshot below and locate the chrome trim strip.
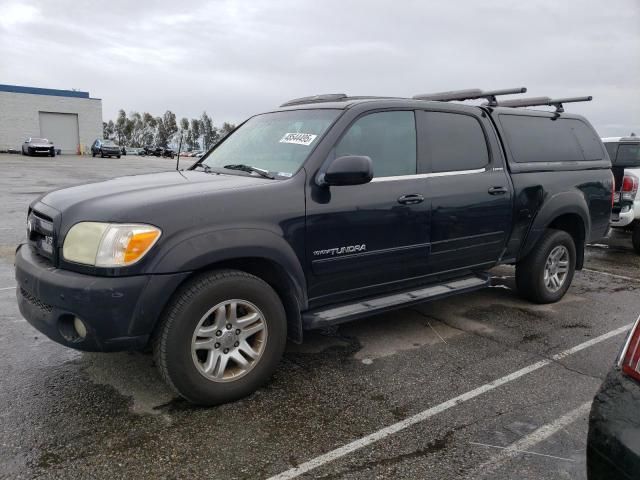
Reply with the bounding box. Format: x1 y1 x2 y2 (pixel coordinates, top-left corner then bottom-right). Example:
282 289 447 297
372 168 486 182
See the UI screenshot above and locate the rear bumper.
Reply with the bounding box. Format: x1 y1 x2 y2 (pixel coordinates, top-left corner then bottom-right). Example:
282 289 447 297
587 369 640 479
15 244 189 352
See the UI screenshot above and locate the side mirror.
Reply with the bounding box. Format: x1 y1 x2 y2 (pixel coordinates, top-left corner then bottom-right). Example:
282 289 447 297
319 155 373 187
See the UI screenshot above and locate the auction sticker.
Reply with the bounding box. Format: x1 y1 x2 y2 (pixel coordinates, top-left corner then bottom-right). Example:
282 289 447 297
279 132 317 146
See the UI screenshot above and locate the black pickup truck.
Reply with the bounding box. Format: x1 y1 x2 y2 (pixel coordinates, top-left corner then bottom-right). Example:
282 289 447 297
15 88 613 405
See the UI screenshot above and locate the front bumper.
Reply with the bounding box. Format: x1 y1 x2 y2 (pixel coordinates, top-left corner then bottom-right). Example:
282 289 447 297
587 368 640 479
14 244 189 352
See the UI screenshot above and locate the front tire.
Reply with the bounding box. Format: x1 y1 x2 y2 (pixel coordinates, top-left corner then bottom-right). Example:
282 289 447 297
516 229 576 304
153 270 287 405
632 223 640 254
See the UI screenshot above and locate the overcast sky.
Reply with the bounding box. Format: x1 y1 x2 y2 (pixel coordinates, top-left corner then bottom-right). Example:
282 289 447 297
1 0 638 136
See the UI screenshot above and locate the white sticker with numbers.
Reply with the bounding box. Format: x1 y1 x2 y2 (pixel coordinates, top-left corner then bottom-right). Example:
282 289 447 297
279 132 318 146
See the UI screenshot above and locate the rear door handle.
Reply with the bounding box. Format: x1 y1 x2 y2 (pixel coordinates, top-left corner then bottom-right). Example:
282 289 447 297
397 194 424 205
488 186 508 195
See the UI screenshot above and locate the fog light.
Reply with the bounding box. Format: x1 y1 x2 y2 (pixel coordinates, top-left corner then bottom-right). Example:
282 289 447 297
73 317 87 339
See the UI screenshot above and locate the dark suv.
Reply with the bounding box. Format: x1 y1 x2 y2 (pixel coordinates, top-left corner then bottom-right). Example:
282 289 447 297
91 139 121 158
15 88 613 405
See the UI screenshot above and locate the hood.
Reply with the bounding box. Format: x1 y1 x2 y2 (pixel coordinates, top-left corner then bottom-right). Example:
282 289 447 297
29 142 53 148
37 170 270 218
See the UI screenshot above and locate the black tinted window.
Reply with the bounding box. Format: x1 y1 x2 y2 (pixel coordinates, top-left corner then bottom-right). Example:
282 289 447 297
335 111 416 177
616 144 640 167
604 143 618 161
421 112 489 172
499 115 605 163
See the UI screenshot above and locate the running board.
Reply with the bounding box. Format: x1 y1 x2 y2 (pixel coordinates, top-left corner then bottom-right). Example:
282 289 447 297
302 274 490 330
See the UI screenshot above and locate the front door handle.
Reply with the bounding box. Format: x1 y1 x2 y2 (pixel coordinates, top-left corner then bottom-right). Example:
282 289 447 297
488 186 508 195
397 193 424 205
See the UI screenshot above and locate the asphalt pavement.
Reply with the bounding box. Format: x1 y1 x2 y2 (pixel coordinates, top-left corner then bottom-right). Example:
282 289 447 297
0 154 638 479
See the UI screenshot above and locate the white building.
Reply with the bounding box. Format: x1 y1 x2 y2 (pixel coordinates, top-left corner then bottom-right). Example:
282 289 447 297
0 84 102 154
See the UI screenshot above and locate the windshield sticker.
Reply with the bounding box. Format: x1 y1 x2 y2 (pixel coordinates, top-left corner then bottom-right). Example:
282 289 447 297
279 132 317 146
278 172 293 178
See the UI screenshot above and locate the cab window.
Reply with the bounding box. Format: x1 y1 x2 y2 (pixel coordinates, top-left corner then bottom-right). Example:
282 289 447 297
335 111 417 178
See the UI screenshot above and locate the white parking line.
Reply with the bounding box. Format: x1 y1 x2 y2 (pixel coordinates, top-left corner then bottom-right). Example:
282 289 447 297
583 268 640 283
0 286 16 291
468 401 591 477
267 325 630 480
469 442 575 462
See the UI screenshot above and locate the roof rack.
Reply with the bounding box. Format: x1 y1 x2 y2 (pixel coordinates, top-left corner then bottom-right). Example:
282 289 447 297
280 93 348 108
412 87 527 106
491 96 593 113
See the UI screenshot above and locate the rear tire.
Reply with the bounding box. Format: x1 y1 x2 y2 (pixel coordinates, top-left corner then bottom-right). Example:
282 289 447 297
92 151 96 157
516 229 576 304
153 269 287 405
117 155 121 158
632 223 640 254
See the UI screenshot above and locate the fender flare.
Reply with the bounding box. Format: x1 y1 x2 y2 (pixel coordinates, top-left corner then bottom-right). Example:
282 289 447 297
148 228 308 308
520 190 590 261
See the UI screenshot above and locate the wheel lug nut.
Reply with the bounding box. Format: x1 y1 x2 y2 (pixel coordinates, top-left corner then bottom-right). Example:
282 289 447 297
214 343 220 348
215 330 222 337
223 348 229 354
234 341 239 347
226 324 232 330
235 329 241 335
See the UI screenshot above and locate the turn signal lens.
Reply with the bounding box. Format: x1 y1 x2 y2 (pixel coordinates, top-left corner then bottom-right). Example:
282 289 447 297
125 230 161 263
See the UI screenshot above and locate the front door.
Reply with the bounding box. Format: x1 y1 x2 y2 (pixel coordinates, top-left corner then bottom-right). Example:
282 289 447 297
305 110 430 306
417 109 512 274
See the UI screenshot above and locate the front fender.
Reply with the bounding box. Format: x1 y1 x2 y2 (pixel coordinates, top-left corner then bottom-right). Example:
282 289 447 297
148 228 307 306
520 190 590 260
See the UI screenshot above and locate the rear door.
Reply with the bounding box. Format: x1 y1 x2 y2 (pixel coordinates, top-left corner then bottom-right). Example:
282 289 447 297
417 109 512 274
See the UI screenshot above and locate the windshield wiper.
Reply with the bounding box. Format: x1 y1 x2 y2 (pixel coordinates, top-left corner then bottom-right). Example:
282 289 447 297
223 164 275 179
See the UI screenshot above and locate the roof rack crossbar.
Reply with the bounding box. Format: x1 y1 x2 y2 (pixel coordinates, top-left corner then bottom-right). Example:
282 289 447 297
493 95 593 113
280 93 348 108
412 87 527 106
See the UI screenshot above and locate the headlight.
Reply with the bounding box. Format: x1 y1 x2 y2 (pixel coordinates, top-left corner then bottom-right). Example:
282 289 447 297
63 222 161 267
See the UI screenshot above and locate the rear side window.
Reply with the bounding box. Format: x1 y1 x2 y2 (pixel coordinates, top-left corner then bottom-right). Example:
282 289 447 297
421 111 489 172
499 115 605 163
335 111 416 177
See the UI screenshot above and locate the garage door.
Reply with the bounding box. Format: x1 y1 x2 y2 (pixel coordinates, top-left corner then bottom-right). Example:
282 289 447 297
39 112 79 154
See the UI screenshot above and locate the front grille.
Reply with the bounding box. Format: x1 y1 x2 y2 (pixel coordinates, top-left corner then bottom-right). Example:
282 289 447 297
27 210 56 265
20 287 53 313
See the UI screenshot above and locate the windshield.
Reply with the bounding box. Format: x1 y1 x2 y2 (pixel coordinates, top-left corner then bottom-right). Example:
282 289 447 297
200 109 341 177
102 140 116 146
30 138 49 143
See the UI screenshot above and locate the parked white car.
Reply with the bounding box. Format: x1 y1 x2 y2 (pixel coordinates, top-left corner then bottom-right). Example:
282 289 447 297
604 135 640 253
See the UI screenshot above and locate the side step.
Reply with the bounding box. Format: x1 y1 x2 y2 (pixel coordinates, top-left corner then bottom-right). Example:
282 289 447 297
302 274 490 330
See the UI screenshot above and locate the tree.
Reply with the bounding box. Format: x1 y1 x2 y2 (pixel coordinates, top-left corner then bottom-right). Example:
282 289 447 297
189 118 201 150
115 109 128 146
163 110 178 148
104 120 115 140
200 111 219 150
177 117 190 151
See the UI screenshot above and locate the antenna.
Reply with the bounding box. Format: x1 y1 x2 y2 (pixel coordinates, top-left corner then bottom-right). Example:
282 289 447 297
175 133 183 171
412 87 527 106
492 96 593 113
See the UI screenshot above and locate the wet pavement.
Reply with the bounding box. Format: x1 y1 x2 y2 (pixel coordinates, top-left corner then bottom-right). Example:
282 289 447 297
0 154 639 479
